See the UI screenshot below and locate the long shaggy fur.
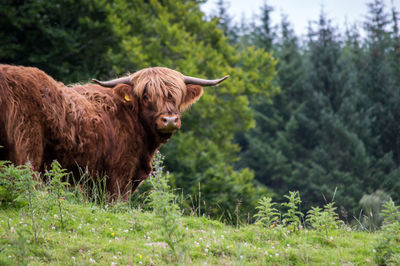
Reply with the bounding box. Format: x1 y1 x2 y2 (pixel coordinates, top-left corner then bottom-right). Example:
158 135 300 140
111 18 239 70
0 64 203 200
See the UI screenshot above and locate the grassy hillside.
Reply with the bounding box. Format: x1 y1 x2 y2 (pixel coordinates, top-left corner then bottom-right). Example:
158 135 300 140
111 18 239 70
0 160 399 265
0 202 377 265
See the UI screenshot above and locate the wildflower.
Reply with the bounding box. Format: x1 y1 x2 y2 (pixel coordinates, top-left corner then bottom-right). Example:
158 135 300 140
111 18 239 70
275 253 279 257
115 237 119 241
72 257 76 261
287 244 290 248
240 255 243 259
10 227 15 233
89 258 96 263
124 230 128 233
52 226 56 230
111 232 115 237
138 262 142 264
329 236 334 241
204 248 209 252
372 249 377 253
221 235 224 239
111 263 116 266
137 254 142 258
26 240 30 244
54 214 58 219
269 223 275 229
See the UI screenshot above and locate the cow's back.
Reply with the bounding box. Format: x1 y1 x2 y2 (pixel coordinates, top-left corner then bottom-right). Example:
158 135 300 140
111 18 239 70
0 65 67 167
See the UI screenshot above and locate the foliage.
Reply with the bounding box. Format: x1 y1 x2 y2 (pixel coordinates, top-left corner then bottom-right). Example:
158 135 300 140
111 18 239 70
44 160 72 229
0 160 379 265
235 0 400 218
0 0 115 83
147 152 185 262
374 200 400 265
281 191 303 230
0 162 41 241
306 202 342 239
359 190 392 231
253 196 280 227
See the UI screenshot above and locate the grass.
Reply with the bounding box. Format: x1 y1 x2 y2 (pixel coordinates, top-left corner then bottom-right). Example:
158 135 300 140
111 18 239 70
0 158 397 265
0 201 377 265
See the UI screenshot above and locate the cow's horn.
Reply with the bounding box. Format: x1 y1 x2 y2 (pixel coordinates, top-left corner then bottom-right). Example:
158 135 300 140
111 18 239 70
184 75 229 86
92 76 131 88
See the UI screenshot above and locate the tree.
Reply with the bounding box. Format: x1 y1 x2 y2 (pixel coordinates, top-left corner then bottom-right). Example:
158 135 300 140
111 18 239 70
104 0 278 220
0 0 115 83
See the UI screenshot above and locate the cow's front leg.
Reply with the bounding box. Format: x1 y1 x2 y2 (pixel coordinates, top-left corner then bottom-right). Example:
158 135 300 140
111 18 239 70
107 170 133 202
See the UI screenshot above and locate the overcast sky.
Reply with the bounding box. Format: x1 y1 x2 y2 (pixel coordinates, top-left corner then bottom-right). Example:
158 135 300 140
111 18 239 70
201 0 400 37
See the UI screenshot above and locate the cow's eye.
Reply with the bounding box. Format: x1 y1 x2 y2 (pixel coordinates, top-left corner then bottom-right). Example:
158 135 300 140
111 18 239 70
143 95 149 103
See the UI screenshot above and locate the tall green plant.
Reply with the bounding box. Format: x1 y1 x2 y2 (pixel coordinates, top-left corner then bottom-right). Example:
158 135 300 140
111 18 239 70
374 200 400 265
0 162 41 241
148 152 185 262
45 161 71 229
281 191 303 230
253 196 280 227
306 202 341 239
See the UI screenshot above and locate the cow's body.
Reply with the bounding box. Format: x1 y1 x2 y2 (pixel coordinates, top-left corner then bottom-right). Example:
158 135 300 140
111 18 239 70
0 64 227 199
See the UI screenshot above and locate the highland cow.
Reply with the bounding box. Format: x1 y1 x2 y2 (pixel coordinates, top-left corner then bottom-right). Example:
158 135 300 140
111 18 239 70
0 64 228 200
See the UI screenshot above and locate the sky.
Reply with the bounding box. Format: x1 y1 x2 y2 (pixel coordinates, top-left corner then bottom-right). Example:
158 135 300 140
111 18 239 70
201 0 400 37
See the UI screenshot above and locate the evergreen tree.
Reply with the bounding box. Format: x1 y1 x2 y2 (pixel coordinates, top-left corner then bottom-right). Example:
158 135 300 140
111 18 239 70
0 0 114 83
361 0 400 200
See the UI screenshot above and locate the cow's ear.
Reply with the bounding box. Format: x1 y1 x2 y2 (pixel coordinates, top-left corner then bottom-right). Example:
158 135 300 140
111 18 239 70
113 84 136 104
180 84 203 112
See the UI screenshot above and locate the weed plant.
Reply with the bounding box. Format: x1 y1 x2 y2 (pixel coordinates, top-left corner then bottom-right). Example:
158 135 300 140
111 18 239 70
374 200 400 265
147 151 186 263
253 196 280 228
306 202 342 240
282 191 303 231
44 161 71 229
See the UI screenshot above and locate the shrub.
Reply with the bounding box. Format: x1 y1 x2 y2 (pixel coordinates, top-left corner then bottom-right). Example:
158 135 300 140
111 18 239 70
306 202 341 239
374 200 400 265
359 190 392 231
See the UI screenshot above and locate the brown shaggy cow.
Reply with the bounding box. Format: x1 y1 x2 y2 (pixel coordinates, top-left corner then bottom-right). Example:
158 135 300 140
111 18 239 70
0 64 228 200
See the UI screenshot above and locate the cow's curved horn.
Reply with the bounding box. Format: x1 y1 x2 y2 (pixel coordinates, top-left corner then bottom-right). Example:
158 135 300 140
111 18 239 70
92 76 131 88
184 75 229 86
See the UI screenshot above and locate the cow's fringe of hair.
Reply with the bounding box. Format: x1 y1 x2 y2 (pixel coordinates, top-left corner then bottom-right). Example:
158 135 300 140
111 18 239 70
129 67 187 105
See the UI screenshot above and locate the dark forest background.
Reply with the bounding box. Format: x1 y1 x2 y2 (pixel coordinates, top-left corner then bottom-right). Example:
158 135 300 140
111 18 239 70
1 0 399 223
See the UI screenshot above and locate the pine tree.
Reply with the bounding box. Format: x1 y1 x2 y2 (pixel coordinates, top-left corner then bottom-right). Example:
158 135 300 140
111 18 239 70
0 0 115 83
361 0 400 200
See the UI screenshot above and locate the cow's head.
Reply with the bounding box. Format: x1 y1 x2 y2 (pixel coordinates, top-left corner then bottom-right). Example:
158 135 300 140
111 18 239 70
93 67 228 142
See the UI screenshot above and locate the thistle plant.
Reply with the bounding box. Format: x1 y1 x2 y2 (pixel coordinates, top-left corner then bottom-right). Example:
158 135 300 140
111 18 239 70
147 151 185 262
282 191 303 231
306 202 340 239
253 196 280 228
45 160 71 229
0 162 41 241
